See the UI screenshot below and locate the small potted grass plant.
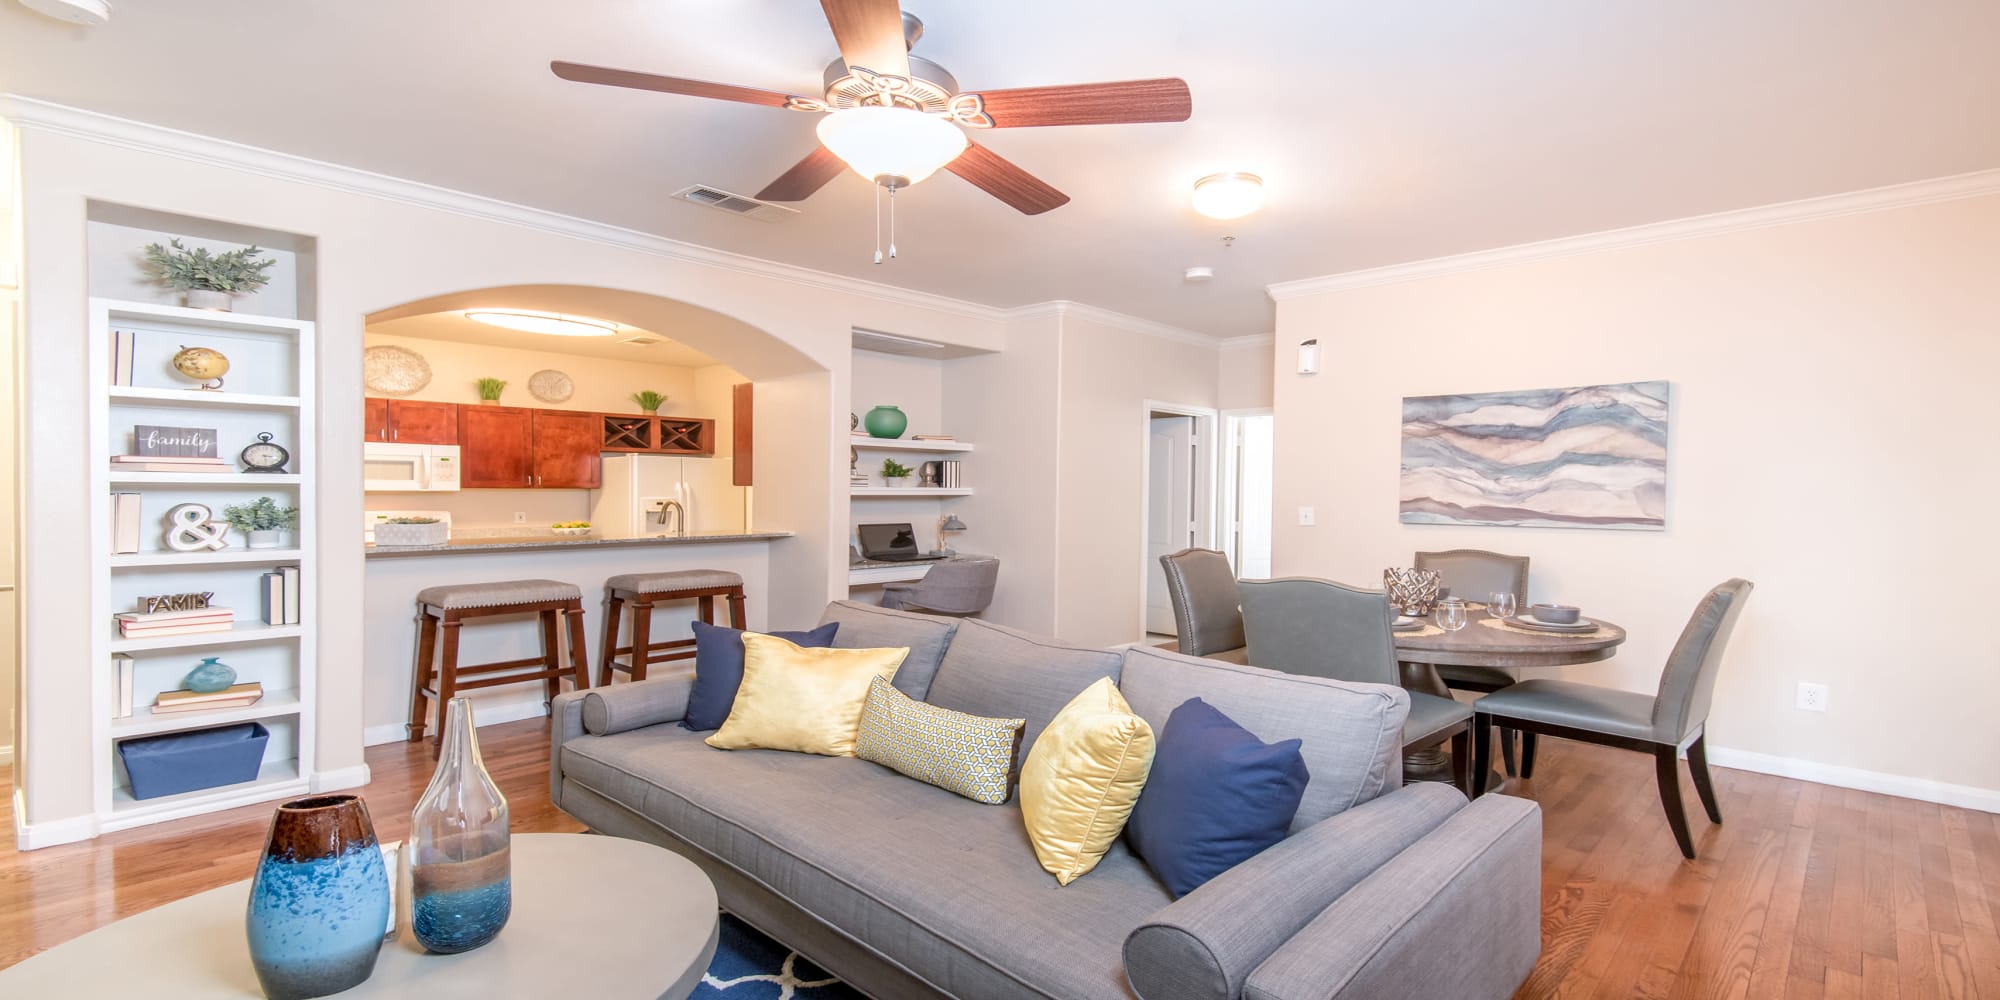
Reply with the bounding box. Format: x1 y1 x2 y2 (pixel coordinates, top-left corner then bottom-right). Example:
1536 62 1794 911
880 458 913 489
630 390 666 415
475 377 508 404
141 238 276 312
222 496 300 549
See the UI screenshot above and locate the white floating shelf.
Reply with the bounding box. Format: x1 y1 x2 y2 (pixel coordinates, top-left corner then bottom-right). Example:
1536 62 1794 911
849 438 975 453
110 622 305 653
108 385 303 410
107 472 303 486
850 487 974 497
111 548 304 568
105 759 305 828
112 689 303 738
104 300 311 337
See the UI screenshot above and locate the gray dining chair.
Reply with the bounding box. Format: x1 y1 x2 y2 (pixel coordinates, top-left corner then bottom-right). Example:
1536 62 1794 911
1238 576 1475 793
1415 549 1534 775
1472 579 1754 859
1158 548 1249 664
879 558 1000 617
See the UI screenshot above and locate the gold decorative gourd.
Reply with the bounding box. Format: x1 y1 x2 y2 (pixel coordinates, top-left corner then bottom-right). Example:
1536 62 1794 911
172 345 230 390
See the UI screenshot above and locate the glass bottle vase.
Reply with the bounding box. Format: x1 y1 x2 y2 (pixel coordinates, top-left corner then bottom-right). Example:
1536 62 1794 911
407 697 512 954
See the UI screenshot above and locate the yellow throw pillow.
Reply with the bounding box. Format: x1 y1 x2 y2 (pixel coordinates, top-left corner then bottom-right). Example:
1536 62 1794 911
1019 677 1156 885
705 632 907 757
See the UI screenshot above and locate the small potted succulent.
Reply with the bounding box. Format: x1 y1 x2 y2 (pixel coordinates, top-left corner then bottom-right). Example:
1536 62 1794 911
373 515 448 547
222 496 300 549
880 458 913 489
551 521 593 537
141 238 276 312
475 377 508 404
630 390 666 415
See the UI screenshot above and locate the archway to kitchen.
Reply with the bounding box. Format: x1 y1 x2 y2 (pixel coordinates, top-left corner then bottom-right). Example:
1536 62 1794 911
356 284 832 745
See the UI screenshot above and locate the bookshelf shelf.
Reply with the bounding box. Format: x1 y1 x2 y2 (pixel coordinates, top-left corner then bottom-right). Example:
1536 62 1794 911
108 385 302 410
111 548 304 568
104 759 306 830
111 688 303 737
107 472 303 486
849 437 976 454
109 622 306 654
850 487 975 498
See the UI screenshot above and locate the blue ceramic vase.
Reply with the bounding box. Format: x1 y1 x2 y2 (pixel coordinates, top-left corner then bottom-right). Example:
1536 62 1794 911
246 795 389 1000
409 697 511 954
863 405 908 439
183 656 237 693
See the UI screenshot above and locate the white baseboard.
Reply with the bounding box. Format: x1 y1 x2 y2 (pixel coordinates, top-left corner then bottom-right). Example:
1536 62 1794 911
1708 746 2000 814
311 764 372 793
13 787 98 850
362 697 549 747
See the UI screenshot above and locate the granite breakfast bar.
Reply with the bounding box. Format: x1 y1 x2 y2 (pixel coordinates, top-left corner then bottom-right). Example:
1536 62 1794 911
361 531 791 746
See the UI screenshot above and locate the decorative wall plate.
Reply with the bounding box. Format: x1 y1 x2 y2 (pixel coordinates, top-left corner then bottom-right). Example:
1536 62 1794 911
528 369 575 403
362 345 433 396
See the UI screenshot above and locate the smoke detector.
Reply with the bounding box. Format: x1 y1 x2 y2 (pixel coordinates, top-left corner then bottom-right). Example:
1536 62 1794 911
1183 266 1214 282
19 0 110 25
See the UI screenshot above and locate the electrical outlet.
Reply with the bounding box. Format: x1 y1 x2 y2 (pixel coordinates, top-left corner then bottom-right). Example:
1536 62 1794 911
513 512 528 525
1796 682 1829 712
1297 506 1316 527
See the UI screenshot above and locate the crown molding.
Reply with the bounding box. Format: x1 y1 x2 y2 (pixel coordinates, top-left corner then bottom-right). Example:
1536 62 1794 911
0 95 1014 325
1006 300 1220 349
1220 333 1274 350
1267 168 2000 301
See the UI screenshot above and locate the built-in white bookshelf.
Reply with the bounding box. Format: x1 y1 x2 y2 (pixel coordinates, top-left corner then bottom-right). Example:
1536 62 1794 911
87 297 318 833
850 437 975 497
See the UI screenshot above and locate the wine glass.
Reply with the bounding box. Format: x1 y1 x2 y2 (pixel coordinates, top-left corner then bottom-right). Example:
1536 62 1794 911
1489 592 1518 621
1437 598 1468 632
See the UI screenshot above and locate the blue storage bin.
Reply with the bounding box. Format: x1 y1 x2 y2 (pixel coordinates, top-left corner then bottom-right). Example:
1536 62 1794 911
118 721 271 800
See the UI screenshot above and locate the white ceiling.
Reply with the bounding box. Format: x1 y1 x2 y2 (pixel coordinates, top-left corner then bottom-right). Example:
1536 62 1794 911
4 2 1996 337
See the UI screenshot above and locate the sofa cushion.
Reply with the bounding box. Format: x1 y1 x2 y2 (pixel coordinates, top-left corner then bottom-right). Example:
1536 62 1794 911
854 675 1024 805
1125 698 1308 898
1118 645 1407 832
704 634 905 757
561 726 1171 1000
817 600 959 700
1020 678 1156 886
925 618 1124 761
684 621 840 731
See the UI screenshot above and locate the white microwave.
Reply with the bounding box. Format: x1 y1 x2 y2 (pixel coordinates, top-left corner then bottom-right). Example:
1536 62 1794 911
363 442 461 492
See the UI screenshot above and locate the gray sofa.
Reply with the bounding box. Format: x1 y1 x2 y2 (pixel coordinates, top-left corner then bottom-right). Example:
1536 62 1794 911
550 601 1541 1000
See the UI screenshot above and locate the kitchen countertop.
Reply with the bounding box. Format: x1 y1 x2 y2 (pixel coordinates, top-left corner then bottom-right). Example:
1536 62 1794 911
365 530 793 558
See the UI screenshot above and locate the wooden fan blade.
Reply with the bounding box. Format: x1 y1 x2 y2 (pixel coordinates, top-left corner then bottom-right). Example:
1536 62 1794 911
550 61 798 108
819 0 911 79
970 78 1192 128
756 146 847 202
944 141 1070 215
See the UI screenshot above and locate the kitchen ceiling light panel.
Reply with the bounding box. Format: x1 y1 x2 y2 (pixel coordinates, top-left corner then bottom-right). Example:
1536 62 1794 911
464 310 618 337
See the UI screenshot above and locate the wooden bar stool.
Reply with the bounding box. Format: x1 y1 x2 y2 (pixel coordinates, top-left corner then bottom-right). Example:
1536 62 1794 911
408 578 590 753
597 570 747 685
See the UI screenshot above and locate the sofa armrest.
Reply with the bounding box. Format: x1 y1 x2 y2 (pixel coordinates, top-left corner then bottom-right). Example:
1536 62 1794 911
1123 782 1466 1000
549 689 589 810
1243 793 1542 1000
581 673 696 736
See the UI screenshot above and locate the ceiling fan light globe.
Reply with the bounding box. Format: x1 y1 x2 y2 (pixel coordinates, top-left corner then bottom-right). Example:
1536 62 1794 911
817 106 968 186
1191 172 1264 220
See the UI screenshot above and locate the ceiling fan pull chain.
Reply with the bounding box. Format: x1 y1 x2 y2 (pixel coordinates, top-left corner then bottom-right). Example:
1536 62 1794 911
873 181 884 264
888 183 898 260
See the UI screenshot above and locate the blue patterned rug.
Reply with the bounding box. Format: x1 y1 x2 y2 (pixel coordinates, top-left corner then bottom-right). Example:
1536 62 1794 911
691 913 866 999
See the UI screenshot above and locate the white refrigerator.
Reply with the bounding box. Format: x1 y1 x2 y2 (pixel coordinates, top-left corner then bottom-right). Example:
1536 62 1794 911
590 454 748 538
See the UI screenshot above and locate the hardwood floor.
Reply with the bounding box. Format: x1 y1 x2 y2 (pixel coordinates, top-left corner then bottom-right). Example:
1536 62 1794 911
3 719 1997 998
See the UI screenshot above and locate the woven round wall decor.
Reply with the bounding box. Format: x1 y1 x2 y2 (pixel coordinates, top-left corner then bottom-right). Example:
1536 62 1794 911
528 369 575 403
362 345 433 396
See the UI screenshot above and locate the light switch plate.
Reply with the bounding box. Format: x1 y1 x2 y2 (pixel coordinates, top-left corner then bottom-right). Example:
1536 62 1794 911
1297 506 1316 527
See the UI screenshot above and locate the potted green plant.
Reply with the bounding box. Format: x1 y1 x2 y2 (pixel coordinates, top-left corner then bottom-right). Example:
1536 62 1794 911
141 238 276 312
630 390 666 415
222 497 300 549
475 377 508 404
880 458 913 489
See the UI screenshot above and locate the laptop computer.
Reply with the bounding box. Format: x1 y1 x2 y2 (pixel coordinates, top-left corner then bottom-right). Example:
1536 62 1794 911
857 522 947 563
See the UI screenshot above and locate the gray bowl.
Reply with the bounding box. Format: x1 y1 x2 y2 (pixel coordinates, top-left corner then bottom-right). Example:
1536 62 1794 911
1529 603 1580 624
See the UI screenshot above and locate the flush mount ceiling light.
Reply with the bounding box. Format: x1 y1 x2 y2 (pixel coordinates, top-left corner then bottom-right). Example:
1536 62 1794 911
464 310 618 338
816 106 969 188
1191 172 1264 220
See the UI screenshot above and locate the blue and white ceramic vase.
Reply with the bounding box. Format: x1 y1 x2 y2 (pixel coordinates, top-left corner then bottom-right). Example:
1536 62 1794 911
246 794 389 1000
863 405 908 439
408 697 512 954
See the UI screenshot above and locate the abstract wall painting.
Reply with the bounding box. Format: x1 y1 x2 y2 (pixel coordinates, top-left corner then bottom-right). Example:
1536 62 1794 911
1400 380 1669 530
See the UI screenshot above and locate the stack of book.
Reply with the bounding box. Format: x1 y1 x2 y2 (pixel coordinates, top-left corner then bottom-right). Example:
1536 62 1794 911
938 460 964 488
152 682 265 715
912 434 957 442
110 329 137 386
112 653 135 719
111 454 230 475
260 566 303 625
116 606 234 639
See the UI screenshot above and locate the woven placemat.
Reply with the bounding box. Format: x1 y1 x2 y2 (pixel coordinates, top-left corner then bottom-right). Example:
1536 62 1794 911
1393 623 1446 638
1477 617 1613 639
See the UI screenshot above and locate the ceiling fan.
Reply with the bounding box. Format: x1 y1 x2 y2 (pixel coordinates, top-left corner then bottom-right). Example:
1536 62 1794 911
550 0 1192 218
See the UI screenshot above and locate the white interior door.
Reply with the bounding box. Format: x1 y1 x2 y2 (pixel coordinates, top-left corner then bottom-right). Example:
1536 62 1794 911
1232 414 1275 579
1145 415 1195 635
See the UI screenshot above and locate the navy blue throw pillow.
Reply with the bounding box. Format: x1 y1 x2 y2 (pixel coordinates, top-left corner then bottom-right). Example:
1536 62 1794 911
1125 697 1310 897
682 621 840 731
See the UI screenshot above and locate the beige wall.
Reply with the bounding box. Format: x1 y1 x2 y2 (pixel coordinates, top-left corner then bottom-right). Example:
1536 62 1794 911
1269 192 2000 803
1219 337 1275 410
0 121 14 766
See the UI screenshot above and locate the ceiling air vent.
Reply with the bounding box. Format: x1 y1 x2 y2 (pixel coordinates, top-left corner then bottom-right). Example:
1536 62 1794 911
672 185 799 222
617 335 664 348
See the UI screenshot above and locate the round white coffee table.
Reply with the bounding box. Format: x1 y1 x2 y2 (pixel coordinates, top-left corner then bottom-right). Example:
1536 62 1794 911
0 833 719 999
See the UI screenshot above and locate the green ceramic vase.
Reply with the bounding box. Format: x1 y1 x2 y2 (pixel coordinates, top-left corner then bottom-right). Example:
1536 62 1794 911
863 405 908 439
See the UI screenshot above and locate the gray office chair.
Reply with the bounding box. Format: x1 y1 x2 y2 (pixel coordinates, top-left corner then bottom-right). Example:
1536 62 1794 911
1158 548 1250 664
1415 549 1534 775
1238 576 1475 793
1473 579 1754 859
879 558 999 617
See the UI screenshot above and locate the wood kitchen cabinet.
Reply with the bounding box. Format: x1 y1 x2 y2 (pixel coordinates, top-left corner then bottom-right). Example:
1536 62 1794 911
531 410 602 489
456 404 536 488
365 397 458 444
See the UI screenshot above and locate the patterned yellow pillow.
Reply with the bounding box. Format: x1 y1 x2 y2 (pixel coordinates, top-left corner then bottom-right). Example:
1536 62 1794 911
854 675 1025 805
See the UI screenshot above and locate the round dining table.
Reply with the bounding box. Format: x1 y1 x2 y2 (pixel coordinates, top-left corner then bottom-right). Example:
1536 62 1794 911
1393 609 1627 789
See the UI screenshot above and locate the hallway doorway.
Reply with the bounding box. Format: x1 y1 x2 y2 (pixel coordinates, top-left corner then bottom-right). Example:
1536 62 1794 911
1140 402 1216 639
